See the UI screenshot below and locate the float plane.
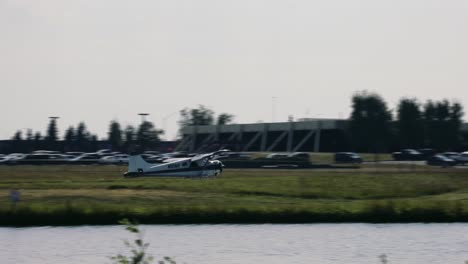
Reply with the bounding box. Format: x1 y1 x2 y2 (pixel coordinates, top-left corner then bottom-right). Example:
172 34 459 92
124 150 227 178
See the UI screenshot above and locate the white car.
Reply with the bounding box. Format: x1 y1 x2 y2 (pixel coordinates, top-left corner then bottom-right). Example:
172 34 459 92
99 154 129 164
457 152 468 165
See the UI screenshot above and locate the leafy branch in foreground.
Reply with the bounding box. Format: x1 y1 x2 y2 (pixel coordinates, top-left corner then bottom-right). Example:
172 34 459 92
110 219 176 264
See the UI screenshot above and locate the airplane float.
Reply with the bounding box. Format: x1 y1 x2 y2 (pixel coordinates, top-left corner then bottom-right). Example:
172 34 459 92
124 150 227 178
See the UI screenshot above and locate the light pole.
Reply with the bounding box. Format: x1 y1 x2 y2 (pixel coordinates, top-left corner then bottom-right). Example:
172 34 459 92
138 113 149 124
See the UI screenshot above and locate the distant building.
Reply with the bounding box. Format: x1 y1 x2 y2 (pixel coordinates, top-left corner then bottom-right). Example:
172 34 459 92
177 120 468 153
176 119 350 152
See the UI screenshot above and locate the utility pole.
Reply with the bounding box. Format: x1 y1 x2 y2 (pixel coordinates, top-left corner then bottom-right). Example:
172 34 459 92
138 113 149 124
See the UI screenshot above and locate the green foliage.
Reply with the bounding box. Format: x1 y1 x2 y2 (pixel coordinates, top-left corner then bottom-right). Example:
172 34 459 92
76 122 90 144
64 126 75 144
34 132 42 141
179 105 215 127
110 219 176 264
108 120 123 151
25 129 33 141
217 113 235 125
45 118 59 142
12 130 23 141
137 121 163 151
396 98 424 148
110 219 154 264
423 100 464 150
350 91 393 152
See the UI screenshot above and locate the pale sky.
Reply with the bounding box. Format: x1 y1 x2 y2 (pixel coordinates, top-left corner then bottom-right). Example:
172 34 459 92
1 0 467 140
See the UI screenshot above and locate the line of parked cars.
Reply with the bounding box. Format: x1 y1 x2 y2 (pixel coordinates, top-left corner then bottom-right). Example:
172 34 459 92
0 150 131 165
0 149 210 165
392 148 468 167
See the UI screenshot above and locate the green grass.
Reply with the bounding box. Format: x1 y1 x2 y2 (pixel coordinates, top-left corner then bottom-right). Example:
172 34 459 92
0 165 467 225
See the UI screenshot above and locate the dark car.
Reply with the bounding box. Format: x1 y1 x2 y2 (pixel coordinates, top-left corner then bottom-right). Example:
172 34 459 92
426 155 457 167
334 152 363 164
418 148 436 159
288 152 310 160
392 149 424 161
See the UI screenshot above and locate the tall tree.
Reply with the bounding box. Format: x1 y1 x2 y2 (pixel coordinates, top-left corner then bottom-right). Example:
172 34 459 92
124 125 136 143
33 132 42 151
11 130 23 153
45 118 59 142
64 126 76 151
136 121 163 151
12 130 23 141
216 113 235 125
179 105 215 128
396 98 424 148
448 102 464 148
424 100 464 150
349 91 393 152
107 120 123 150
34 132 42 141
123 125 136 153
75 122 89 145
64 126 76 142
25 129 33 141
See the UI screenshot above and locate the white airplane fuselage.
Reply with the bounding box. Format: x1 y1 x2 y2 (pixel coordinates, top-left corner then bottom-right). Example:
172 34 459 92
124 155 223 178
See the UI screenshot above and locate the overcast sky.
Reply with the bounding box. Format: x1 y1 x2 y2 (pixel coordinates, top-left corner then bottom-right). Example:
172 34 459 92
1 0 467 140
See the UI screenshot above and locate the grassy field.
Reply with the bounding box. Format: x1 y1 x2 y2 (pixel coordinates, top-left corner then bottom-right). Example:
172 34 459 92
1 165 468 225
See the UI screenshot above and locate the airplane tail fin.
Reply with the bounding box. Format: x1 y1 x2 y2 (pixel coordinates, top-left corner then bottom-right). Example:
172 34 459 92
128 155 151 174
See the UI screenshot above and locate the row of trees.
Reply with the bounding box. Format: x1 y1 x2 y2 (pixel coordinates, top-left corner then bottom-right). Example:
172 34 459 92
350 91 465 152
7 106 235 153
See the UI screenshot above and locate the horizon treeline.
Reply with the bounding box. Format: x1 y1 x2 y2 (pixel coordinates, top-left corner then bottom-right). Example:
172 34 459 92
6 106 235 153
349 91 465 152
5 94 467 153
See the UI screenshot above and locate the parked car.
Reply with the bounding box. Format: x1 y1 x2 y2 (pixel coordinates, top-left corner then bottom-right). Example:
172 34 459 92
288 152 310 160
2 153 26 164
392 149 424 161
417 148 436 159
0 156 9 164
265 153 290 159
96 149 113 157
334 152 363 164
426 155 457 167
12 154 70 165
457 152 468 165
69 153 102 164
65 152 85 157
214 152 251 160
440 152 463 164
99 154 129 164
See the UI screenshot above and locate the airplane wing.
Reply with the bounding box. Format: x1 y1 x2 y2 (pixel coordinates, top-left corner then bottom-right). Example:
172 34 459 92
191 149 230 162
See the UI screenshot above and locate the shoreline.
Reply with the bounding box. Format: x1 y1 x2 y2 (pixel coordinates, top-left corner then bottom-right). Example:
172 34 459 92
2 209 468 227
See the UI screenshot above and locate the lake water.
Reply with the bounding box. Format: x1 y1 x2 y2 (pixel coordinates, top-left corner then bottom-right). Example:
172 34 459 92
1 224 468 264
